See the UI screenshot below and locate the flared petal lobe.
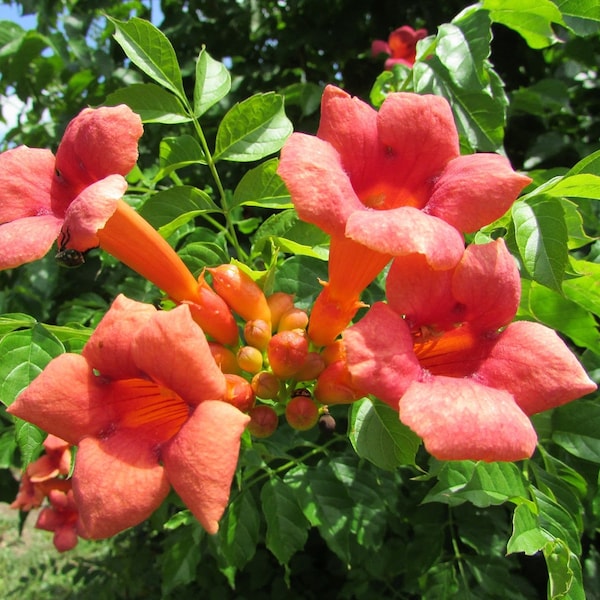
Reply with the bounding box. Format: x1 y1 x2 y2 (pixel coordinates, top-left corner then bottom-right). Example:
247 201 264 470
53 105 143 204
163 401 250 535
400 376 538 461
73 431 170 539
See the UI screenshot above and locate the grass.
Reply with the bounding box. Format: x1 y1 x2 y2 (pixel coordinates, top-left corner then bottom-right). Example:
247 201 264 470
0 502 111 599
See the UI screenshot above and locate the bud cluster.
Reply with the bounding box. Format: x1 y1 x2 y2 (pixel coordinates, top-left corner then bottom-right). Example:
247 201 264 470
201 264 364 438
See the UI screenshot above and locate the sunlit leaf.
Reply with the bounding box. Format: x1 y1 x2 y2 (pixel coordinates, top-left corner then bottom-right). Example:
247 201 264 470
194 47 231 116
157 135 206 180
553 400 600 463
214 93 293 162
232 158 291 209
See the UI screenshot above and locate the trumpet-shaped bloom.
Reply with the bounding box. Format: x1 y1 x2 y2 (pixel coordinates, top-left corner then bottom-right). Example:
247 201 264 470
8 295 250 538
0 106 239 345
278 86 531 345
371 25 428 69
0 105 142 269
343 240 596 461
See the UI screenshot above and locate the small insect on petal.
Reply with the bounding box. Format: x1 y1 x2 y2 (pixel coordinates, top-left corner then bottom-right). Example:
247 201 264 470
55 249 85 268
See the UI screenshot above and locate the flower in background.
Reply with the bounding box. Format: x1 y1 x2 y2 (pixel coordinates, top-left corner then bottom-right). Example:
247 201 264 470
11 434 72 512
343 240 597 461
371 25 428 69
278 85 531 346
8 295 250 538
35 487 80 552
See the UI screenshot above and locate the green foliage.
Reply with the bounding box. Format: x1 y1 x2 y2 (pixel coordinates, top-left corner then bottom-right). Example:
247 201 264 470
1 1 600 598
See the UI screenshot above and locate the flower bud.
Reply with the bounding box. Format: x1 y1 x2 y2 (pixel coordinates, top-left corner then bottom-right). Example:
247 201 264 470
267 329 309 379
278 307 309 332
294 351 326 382
237 345 264 374
244 319 272 350
208 342 241 374
248 405 279 438
251 371 281 400
267 292 295 331
208 264 271 325
321 340 346 365
285 393 319 431
314 360 362 405
223 373 256 412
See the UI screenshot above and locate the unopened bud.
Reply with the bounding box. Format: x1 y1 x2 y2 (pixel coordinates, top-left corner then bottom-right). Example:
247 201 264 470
267 329 309 379
285 393 319 431
278 307 309 332
251 371 281 400
209 342 241 374
294 351 326 382
223 373 256 412
314 360 361 405
248 405 279 438
208 264 271 324
321 340 346 365
237 345 264 374
244 319 272 350
267 292 295 331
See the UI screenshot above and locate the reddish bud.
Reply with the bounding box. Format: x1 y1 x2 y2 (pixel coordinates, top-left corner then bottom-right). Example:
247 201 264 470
267 292 295 331
183 277 240 346
209 342 241 374
314 360 362 405
208 264 271 324
237 345 264 374
267 329 309 379
223 373 256 412
251 371 281 400
244 319 272 350
278 307 309 332
285 394 319 431
248 405 279 438
321 340 346 365
294 351 326 382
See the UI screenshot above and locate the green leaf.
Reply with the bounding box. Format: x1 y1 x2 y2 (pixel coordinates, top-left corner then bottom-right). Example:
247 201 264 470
0 313 37 337
483 0 565 48
412 7 507 152
349 398 420 469
552 399 600 462
563 259 600 317
280 82 323 117
160 524 203 596
508 503 552 555
544 540 585 600
214 93 293 162
511 198 568 291
194 47 231 116
179 242 230 276
105 83 190 124
275 256 329 312
213 491 260 578
157 135 206 179
562 199 596 250
109 16 185 98
518 279 600 353
567 148 600 176
139 186 219 239
551 0 600 35
232 158 292 209
424 461 528 507
0 325 64 408
260 477 310 566
534 486 582 554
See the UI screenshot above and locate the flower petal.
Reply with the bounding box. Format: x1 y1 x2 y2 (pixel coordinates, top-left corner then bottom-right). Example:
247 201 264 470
344 302 421 408
82 294 157 380
61 174 127 251
400 376 538 461
452 239 520 332
346 206 465 269
476 321 597 415
132 305 227 405
426 154 532 233
386 253 458 329
277 132 361 236
7 354 115 444
73 431 170 539
0 147 55 221
0 214 62 269
163 400 250 534
54 105 143 195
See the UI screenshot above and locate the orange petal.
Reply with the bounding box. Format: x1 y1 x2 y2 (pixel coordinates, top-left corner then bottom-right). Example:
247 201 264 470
162 401 250 535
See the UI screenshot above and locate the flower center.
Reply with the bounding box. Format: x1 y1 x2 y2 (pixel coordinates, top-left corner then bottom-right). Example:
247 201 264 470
110 378 190 445
359 182 422 210
412 325 478 377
